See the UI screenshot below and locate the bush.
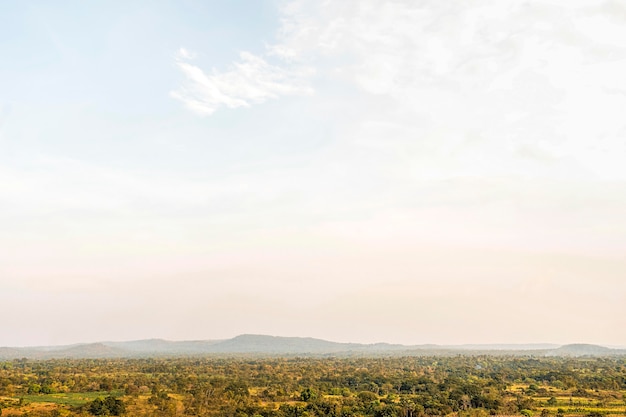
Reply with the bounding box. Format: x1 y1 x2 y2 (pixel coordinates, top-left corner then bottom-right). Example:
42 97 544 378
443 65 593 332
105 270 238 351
88 396 125 416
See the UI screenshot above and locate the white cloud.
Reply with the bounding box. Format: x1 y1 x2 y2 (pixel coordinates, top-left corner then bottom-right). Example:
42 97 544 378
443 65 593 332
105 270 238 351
176 47 197 60
171 50 313 115
269 0 626 181
171 0 626 183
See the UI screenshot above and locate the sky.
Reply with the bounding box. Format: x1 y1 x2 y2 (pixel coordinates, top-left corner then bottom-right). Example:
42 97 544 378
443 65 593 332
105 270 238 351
1 0 625 347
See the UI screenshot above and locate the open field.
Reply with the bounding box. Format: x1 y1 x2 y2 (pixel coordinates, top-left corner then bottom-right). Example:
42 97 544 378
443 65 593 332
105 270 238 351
16 391 123 407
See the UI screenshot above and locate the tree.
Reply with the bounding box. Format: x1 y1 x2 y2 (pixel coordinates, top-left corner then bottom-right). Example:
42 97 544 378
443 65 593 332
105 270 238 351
88 396 125 416
300 387 317 402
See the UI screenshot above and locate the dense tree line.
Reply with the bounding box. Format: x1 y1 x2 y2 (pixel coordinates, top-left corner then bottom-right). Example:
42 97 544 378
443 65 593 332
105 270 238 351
0 356 624 417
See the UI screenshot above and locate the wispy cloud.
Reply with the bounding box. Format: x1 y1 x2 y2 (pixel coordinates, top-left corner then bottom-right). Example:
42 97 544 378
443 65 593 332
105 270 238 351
268 0 626 181
171 49 313 115
176 47 196 60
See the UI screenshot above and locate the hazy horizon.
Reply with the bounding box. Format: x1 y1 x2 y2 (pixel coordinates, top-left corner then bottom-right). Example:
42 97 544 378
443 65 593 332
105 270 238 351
1 0 625 347
2 331 624 351
2 333 620 351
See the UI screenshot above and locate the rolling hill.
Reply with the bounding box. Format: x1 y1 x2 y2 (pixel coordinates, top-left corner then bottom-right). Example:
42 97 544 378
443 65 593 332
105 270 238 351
0 336 623 359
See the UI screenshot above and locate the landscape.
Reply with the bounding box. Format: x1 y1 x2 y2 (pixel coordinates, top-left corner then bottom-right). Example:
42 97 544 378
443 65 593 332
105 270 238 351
1 336 626 417
2 1 626 417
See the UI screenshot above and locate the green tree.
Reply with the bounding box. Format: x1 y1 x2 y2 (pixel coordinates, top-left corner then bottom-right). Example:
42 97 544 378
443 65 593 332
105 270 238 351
300 387 317 402
88 396 125 416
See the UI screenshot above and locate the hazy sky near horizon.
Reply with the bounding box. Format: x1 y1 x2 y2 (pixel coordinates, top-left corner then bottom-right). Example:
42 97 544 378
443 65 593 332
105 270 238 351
1 0 626 347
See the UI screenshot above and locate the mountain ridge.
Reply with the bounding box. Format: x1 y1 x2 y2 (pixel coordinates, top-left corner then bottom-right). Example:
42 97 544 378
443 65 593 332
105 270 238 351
0 335 623 359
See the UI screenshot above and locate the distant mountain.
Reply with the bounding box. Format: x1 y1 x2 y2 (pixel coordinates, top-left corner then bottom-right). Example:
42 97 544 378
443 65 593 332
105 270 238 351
545 344 625 357
197 334 416 354
0 347 28 358
45 343 127 359
202 334 361 354
0 336 624 359
103 339 223 355
0 343 128 360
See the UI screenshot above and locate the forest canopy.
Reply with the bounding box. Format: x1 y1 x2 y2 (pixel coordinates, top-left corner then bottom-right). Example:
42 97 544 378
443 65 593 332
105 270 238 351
0 356 625 417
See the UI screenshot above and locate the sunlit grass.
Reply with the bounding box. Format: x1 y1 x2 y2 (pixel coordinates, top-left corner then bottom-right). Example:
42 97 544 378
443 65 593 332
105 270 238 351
18 390 123 407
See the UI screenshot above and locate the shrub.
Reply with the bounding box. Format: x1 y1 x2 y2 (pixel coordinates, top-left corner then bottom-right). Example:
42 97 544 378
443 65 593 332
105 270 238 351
88 396 125 416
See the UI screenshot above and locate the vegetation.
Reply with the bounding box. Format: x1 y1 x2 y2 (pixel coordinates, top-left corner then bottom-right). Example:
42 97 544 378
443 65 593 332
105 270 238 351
88 396 125 416
0 356 625 417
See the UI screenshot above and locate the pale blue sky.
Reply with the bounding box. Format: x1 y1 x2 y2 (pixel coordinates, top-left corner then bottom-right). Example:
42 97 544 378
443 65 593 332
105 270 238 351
0 1 285 167
1 0 626 347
